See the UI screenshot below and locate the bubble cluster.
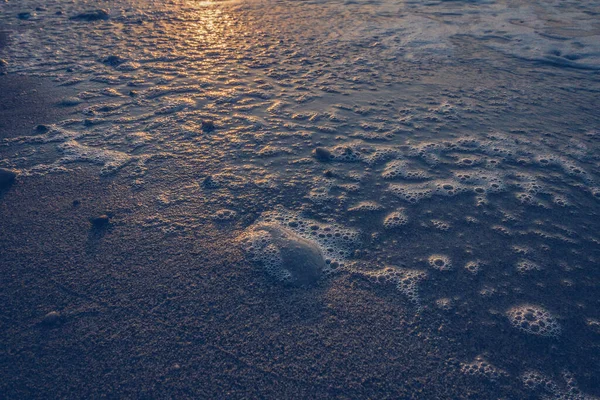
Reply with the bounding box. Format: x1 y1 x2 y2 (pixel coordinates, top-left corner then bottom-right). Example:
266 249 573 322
240 209 360 279
383 209 408 229
325 143 365 163
238 223 325 285
388 183 434 204
359 266 428 308
387 174 502 204
307 178 335 204
586 318 600 335
212 209 238 221
516 259 543 274
348 201 384 212
428 255 452 271
507 305 561 337
430 219 451 231
58 140 133 176
432 180 469 197
313 130 599 214
316 143 401 165
521 370 594 400
512 245 532 256
522 370 560 393
479 286 497 298
552 195 572 208
381 160 430 180
460 356 507 381
257 145 291 157
435 297 453 311
464 260 484 274
239 226 290 282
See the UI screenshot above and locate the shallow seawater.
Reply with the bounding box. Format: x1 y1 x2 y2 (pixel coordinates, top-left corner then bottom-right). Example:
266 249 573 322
1 0 600 397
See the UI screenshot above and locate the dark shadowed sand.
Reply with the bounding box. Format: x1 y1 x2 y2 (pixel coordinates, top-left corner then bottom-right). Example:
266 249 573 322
0 31 80 138
0 74 81 139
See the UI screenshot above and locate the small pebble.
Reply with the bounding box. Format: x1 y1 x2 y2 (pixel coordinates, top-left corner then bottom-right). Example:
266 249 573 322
42 311 61 326
90 215 110 227
0 168 17 188
17 12 32 20
101 55 125 67
69 9 110 21
202 175 217 188
201 120 215 133
313 147 332 162
58 97 81 107
35 124 49 133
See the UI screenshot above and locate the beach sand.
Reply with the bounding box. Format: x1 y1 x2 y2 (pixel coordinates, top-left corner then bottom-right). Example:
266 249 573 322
0 58 507 400
0 148 492 398
2 1 599 397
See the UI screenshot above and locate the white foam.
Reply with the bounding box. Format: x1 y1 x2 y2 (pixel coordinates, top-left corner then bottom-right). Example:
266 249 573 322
461 356 507 381
428 255 452 271
383 209 408 229
58 140 133 175
239 208 360 282
507 305 561 337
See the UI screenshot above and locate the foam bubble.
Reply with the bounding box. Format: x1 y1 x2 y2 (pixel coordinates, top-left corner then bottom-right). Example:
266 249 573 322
435 298 453 311
348 201 384 212
58 140 133 175
381 160 430 180
460 356 507 381
326 143 365 163
257 145 291 157
388 172 506 204
239 208 360 283
307 178 335 204
317 143 400 165
507 305 561 338
464 260 484 274
586 318 600 335
430 219 450 231
516 259 542 274
383 209 408 229
521 370 594 400
521 370 561 394
359 266 427 308
552 195 572 208
212 209 238 221
238 223 325 285
512 246 531 256
408 141 444 166
388 183 433 204
428 254 452 271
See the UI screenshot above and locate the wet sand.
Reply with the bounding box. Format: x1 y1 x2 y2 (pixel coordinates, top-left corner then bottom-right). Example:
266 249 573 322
0 31 81 139
0 58 512 400
0 143 496 399
2 2 599 397
0 74 81 139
